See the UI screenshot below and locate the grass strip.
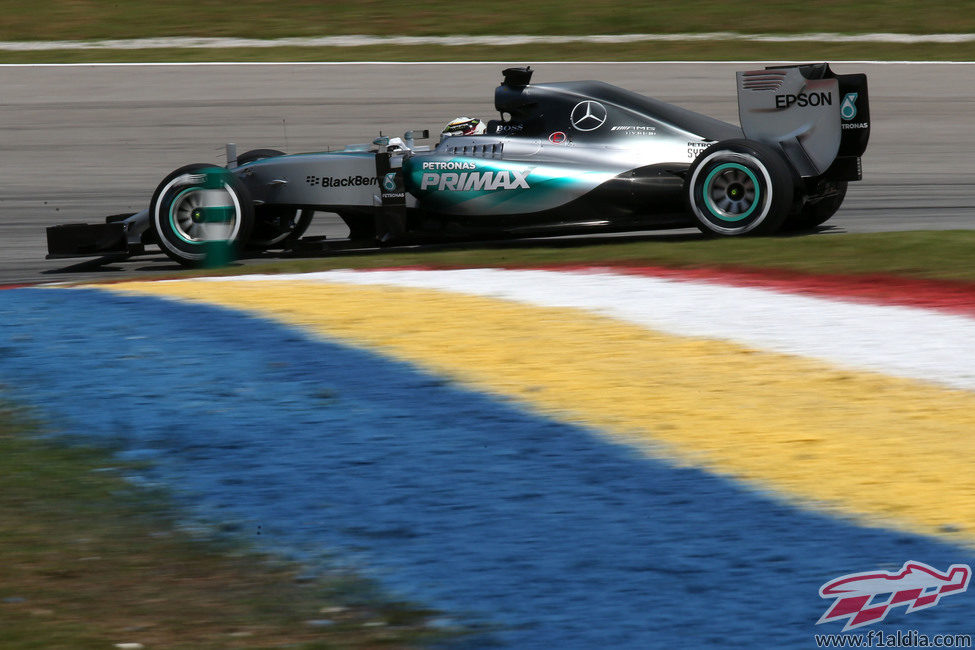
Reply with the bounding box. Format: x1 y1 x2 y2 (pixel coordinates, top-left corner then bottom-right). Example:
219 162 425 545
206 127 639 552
158 230 975 286
4 1 974 41
0 400 456 649
2 41 974 64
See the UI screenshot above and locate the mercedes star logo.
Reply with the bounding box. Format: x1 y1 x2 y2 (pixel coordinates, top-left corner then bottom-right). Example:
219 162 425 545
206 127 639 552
570 100 608 132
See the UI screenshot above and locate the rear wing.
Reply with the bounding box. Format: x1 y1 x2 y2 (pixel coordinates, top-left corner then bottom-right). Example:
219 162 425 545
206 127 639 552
737 63 869 179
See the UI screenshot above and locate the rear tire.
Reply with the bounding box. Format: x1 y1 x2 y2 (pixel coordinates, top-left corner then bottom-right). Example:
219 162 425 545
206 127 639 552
686 139 795 236
236 149 314 249
150 163 253 267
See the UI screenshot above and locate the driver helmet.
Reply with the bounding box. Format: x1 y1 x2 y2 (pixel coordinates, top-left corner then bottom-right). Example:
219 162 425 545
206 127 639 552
441 117 486 137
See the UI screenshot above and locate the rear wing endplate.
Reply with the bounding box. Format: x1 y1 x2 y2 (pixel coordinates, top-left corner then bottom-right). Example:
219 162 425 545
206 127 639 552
737 63 870 178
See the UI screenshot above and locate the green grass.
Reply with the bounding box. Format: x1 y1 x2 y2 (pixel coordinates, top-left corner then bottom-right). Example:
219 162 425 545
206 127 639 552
145 230 975 285
3 0 974 41
2 40 973 64
0 0 972 62
0 401 457 649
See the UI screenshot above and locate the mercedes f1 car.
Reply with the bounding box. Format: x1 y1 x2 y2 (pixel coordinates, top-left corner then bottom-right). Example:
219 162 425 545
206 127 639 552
47 64 869 267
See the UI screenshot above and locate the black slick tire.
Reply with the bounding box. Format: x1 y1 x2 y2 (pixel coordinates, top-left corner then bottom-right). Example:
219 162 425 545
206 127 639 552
149 163 254 267
685 139 795 236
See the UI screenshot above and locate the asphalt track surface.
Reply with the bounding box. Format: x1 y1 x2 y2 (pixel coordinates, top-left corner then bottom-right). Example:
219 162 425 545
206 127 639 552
1 61 973 284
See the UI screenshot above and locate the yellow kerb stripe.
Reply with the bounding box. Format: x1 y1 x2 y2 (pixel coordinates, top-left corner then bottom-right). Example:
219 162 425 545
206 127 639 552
105 279 975 544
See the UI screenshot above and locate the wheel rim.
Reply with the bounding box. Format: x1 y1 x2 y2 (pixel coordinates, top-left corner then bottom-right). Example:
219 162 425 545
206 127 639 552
702 163 761 222
169 186 239 244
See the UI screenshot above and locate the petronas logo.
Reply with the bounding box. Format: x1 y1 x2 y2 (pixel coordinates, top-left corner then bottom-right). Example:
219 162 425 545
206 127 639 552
841 93 859 120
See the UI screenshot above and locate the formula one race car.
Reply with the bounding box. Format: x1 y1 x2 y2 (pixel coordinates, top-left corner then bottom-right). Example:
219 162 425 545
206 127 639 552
47 64 869 267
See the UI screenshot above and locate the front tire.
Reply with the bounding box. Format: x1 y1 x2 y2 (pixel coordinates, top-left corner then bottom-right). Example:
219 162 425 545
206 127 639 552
150 163 253 267
686 139 795 236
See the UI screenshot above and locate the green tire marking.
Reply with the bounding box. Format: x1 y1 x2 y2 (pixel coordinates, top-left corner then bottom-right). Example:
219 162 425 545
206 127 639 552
193 206 236 224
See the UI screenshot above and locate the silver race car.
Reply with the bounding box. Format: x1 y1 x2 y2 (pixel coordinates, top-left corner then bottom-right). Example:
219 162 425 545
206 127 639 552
47 63 869 267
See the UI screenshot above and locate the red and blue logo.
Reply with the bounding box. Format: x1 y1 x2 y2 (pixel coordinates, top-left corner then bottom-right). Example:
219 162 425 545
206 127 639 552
818 561 970 631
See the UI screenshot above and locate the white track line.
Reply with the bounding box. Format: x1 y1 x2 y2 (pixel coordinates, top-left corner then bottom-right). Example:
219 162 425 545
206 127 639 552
3 32 975 51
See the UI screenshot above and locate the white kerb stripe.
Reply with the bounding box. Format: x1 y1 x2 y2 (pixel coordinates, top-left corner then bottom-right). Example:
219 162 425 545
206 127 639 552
189 269 975 392
3 33 975 51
